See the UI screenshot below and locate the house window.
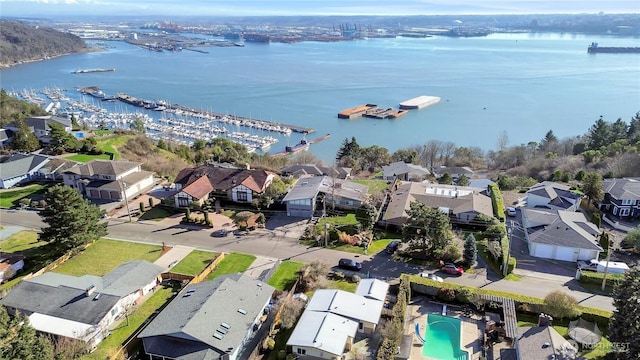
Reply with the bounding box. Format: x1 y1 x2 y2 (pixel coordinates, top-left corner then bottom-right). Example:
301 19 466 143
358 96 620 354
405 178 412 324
237 191 248 202
620 208 630 216
297 348 306 355
177 197 190 207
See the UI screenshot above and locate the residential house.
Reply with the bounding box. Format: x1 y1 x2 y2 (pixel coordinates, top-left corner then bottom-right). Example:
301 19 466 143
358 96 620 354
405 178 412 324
173 165 276 207
280 164 352 179
0 253 25 283
287 279 389 359
381 161 431 181
0 260 163 349
63 159 155 201
431 166 475 182
138 274 275 360
282 175 368 218
0 129 14 147
6 116 72 144
521 208 602 262
0 153 51 189
380 182 493 228
514 324 578 360
525 181 582 211
599 178 640 219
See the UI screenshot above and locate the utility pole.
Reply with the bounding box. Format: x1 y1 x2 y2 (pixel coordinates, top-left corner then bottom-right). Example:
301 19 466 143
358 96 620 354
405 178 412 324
323 196 329 247
601 233 613 292
121 179 132 222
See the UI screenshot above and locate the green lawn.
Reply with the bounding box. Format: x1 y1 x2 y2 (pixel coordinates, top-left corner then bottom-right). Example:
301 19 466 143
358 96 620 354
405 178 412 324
351 179 390 195
267 260 304 291
54 239 163 276
94 129 114 136
170 250 219 276
139 206 173 221
66 153 112 162
206 253 256 280
84 287 176 360
0 230 42 252
96 135 135 160
316 213 359 233
329 279 358 293
0 184 48 208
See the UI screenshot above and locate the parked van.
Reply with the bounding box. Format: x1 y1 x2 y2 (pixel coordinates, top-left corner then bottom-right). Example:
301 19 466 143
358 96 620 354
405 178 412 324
596 261 629 274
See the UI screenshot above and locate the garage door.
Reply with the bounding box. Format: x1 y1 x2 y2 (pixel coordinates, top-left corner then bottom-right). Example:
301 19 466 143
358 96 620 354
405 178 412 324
555 246 577 262
533 243 554 259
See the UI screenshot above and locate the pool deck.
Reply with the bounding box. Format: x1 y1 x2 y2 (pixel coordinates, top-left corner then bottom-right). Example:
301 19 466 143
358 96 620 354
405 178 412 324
405 297 484 360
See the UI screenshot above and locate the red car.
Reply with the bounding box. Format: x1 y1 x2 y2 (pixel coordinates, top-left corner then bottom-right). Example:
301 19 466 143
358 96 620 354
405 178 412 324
440 263 464 276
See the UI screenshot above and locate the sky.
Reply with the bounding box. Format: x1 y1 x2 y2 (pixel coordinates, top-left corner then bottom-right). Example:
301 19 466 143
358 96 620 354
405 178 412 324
1 0 639 17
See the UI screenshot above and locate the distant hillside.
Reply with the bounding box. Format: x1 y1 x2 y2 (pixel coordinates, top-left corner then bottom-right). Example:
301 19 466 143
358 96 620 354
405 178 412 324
0 20 87 68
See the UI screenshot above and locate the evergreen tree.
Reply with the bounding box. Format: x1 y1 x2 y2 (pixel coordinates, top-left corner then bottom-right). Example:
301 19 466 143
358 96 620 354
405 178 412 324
129 117 146 133
628 112 640 144
438 172 453 185
335 136 360 162
538 129 558 153
609 118 629 143
463 233 477 266
0 306 55 360
402 201 453 258
355 203 377 231
608 267 640 358
456 174 470 187
587 117 611 150
581 172 604 204
38 185 107 251
11 118 40 152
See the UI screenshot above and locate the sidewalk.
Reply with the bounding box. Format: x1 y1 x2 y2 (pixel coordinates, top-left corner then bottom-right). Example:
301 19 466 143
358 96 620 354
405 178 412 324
244 255 279 282
0 225 27 240
153 245 195 271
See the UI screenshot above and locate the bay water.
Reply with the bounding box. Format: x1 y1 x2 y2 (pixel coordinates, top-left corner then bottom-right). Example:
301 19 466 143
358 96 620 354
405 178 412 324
1 32 639 162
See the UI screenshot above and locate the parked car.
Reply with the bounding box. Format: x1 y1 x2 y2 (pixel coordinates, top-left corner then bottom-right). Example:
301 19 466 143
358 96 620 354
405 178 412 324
506 207 517 217
577 259 599 272
420 272 444 282
211 229 231 237
338 258 362 271
385 241 401 254
440 263 464 276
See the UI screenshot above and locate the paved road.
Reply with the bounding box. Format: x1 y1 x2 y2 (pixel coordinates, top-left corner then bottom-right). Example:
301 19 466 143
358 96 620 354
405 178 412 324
0 209 614 312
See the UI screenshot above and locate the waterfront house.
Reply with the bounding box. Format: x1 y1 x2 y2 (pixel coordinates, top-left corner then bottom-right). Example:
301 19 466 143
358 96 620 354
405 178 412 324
380 182 492 228
173 165 276 207
287 279 388 359
0 260 163 349
0 253 25 283
521 208 602 262
282 175 368 218
381 161 431 181
279 164 352 179
0 153 51 189
598 177 640 219
62 159 154 202
138 274 275 360
525 181 582 211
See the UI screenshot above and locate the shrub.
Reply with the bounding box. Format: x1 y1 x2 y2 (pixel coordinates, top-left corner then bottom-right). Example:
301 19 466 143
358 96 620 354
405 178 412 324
456 288 473 303
441 244 461 263
437 287 456 302
351 274 361 283
376 338 398 360
139 202 145 213
543 290 582 320
488 183 505 221
333 271 345 281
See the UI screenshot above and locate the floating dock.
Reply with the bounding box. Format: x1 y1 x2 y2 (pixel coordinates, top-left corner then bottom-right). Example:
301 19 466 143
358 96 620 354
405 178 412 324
399 95 441 110
338 104 377 119
270 133 331 158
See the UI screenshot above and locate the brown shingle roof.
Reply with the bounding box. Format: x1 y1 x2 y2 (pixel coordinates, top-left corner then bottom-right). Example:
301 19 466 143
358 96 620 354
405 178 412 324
181 175 214 199
175 166 274 193
66 160 141 177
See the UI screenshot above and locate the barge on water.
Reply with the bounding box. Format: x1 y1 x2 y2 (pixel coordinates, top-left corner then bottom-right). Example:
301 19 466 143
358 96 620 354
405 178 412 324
71 68 116 74
399 95 441 110
338 104 408 119
587 42 640 54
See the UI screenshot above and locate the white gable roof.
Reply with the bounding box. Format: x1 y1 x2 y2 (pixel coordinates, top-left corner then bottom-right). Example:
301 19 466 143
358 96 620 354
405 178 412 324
355 279 389 301
286 311 358 356
306 289 382 325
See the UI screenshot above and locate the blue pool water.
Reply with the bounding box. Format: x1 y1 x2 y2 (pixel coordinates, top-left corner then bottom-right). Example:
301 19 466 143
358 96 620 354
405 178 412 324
422 314 468 360
74 132 85 139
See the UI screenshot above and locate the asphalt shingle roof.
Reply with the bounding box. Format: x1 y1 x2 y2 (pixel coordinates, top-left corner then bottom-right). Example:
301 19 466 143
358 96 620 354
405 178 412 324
522 208 602 250
0 154 51 180
603 178 640 200
175 166 274 193
66 159 141 177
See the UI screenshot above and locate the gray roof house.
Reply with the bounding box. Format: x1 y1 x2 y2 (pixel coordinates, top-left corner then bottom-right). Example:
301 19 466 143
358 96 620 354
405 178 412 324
525 181 582 211
599 177 640 219
282 175 368 218
287 279 388 359
6 116 72 144
0 153 52 189
63 159 155 202
431 166 475 182
381 161 431 181
280 164 352 179
515 325 578 360
0 260 163 349
0 128 15 147
521 208 603 262
139 274 275 360
381 182 493 228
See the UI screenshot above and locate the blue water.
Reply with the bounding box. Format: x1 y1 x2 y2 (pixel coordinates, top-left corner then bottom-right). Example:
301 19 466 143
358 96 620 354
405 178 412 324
1 33 639 162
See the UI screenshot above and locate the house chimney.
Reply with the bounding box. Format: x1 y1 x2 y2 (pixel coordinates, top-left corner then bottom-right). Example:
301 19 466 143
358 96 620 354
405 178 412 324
86 284 96 297
538 313 553 327
246 163 250 170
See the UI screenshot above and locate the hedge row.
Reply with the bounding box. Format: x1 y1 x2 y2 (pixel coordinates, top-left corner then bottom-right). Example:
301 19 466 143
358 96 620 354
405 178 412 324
488 184 506 221
407 274 611 328
376 276 411 360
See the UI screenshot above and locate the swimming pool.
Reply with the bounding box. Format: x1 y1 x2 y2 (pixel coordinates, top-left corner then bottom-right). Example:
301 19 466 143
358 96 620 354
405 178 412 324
422 314 468 360
74 132 85 139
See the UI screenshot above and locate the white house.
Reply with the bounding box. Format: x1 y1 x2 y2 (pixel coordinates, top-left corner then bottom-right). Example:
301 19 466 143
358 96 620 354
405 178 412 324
287 279 389 359
381 161 431 181
0 260 163 349
63 159 154 202
525 181 582 211
521 208 603 262
0 253 25 283
0 154 51 189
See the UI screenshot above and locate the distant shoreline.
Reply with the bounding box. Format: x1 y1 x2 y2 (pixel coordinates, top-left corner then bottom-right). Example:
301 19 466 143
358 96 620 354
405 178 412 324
0 46 104 70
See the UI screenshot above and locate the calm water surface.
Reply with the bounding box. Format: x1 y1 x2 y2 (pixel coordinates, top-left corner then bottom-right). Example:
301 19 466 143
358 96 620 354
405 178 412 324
1 32 639 161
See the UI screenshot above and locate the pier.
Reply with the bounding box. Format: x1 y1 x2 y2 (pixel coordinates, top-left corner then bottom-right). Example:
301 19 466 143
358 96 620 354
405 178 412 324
270 133 331 158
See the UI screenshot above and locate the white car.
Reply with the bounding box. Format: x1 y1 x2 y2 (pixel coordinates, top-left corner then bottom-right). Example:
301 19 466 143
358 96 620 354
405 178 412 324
506 207 517 217
420 273 444 282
